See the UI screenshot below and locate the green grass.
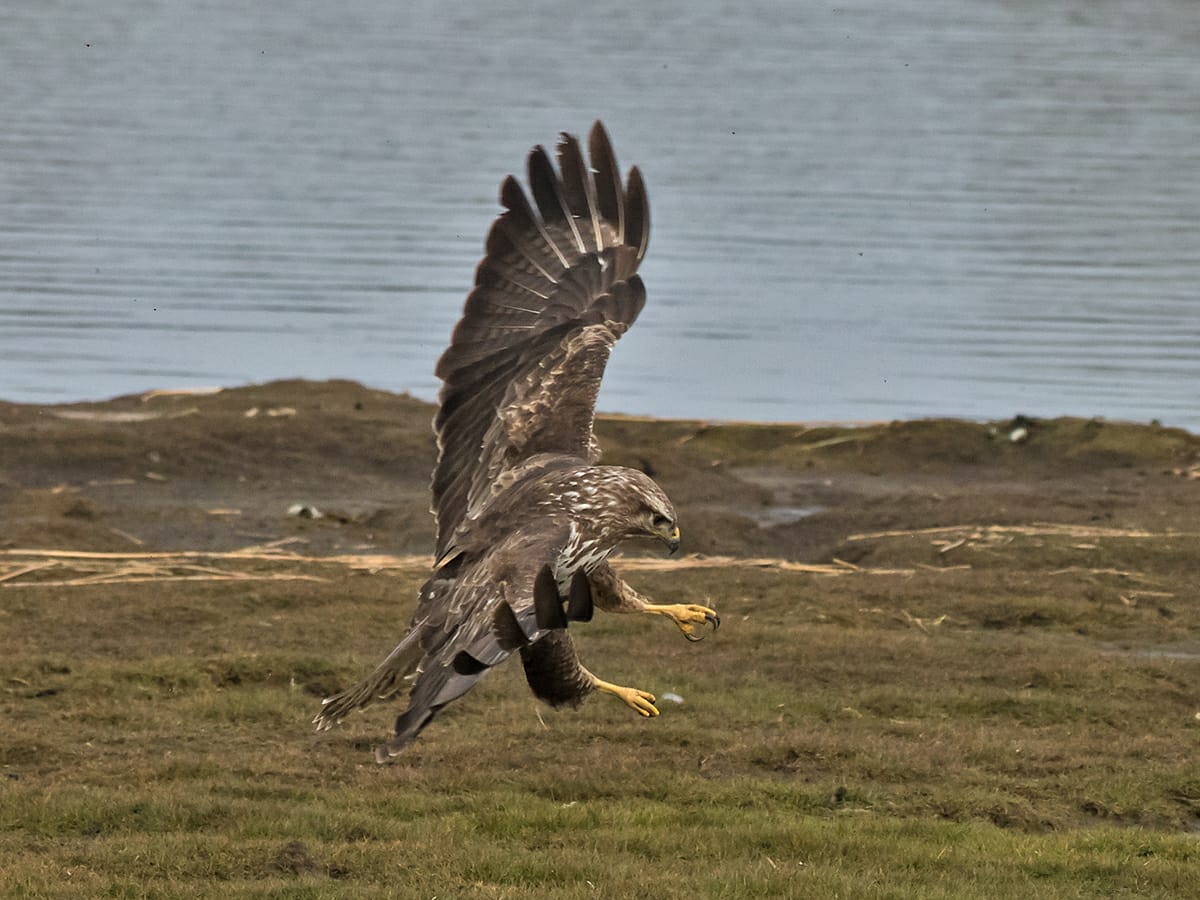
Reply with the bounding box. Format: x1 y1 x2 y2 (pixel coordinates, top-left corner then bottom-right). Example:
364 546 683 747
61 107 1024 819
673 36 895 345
3 549 1199 898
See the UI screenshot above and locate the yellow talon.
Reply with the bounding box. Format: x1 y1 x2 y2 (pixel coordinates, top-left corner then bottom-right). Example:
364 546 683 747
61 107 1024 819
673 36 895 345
593 678 660 717
644 603 721 641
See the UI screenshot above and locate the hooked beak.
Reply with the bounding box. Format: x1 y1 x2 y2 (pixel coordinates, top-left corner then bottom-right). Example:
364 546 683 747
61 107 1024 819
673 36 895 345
661 525 680 555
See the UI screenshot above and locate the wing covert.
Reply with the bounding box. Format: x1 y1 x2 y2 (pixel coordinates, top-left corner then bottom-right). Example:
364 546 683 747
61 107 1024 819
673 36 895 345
431 121 650 558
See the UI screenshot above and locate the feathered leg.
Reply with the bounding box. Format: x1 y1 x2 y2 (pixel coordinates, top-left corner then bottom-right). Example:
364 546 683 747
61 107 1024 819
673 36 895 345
588 562 719 641
520 630 658 718
520 573 659 718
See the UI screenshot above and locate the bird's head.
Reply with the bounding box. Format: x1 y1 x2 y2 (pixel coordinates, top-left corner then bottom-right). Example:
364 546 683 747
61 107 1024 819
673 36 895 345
584 466 679 554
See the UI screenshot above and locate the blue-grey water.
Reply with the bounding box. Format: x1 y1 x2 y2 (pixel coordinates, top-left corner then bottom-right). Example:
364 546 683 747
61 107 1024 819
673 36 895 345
3 0 1198 430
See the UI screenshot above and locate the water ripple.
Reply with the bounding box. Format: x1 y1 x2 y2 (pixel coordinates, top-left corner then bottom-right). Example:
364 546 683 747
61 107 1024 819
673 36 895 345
1 0 1197 429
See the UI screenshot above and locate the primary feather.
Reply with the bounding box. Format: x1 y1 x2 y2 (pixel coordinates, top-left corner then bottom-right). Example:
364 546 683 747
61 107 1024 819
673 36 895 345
432 123 649 561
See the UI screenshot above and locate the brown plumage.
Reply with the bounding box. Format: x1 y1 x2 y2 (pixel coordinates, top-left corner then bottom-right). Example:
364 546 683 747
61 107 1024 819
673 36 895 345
314 123 718 760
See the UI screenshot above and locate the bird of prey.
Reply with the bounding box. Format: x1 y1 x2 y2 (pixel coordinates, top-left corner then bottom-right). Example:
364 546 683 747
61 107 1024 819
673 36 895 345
313 122 720 761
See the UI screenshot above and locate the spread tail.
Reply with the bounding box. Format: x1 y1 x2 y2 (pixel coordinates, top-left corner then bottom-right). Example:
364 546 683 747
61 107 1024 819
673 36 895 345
312 627 425 732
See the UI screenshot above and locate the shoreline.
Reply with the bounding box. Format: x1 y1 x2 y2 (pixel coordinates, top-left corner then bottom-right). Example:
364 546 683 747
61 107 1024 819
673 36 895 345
2 378 1197 561
8 379 1196 437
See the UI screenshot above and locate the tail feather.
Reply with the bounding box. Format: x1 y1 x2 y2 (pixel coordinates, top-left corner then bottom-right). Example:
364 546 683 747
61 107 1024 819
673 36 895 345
374 665 484 761
312 626 426 731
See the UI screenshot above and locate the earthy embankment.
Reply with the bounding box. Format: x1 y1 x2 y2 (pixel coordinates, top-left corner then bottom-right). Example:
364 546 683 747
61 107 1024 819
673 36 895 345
2 380 1198 897
3 378 1197 559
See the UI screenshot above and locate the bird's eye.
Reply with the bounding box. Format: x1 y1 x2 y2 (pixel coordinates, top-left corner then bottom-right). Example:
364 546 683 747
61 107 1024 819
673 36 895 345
652 514 670 528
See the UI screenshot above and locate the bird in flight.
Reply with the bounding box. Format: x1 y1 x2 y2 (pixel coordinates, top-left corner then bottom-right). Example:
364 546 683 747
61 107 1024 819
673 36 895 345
314 122 720 761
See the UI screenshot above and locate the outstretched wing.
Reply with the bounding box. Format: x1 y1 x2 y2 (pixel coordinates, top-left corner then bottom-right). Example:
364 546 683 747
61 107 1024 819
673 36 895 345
432 121 649 559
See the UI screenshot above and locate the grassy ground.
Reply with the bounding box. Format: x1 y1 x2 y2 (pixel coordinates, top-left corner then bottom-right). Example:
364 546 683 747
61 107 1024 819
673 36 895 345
2 382 1198 897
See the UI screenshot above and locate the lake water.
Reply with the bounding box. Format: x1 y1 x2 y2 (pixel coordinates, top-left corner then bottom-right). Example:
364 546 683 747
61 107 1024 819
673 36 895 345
2 0 1198 430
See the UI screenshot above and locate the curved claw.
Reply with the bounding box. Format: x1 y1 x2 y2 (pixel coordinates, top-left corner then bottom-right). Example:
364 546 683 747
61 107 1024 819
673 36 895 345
626 689 659 718
593 679 660 717
653 603 720 642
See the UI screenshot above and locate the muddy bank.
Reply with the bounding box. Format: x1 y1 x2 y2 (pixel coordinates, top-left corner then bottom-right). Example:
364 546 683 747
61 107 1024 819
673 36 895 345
1 379 1197 564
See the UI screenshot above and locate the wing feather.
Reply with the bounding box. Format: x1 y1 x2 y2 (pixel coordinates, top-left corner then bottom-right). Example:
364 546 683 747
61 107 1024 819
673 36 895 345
496 174 569 277
432 121 649 557
557 132 602 253
588 124 625 244
529 145 585 257
624 166 650 263
370 527 575 758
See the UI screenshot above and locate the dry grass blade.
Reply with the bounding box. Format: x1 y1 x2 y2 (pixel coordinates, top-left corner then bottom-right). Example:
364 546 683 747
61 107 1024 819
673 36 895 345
1045 566 1167 583
613 555 915 576
936 537 968 555
7 573 328 588
0 547 929 588
846 523 1197 542
0 547 343 588
0 561 59 583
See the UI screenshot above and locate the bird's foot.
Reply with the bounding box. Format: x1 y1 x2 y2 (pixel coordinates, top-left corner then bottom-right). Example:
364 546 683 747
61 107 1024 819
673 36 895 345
645 603 721 642
593 678 659 717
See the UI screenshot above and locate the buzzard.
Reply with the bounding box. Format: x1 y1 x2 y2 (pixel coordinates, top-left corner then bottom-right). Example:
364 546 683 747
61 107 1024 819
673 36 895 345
314 122 719 760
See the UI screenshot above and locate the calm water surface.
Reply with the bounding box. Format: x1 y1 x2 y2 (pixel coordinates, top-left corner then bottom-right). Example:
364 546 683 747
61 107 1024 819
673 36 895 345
2 0 1198 429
